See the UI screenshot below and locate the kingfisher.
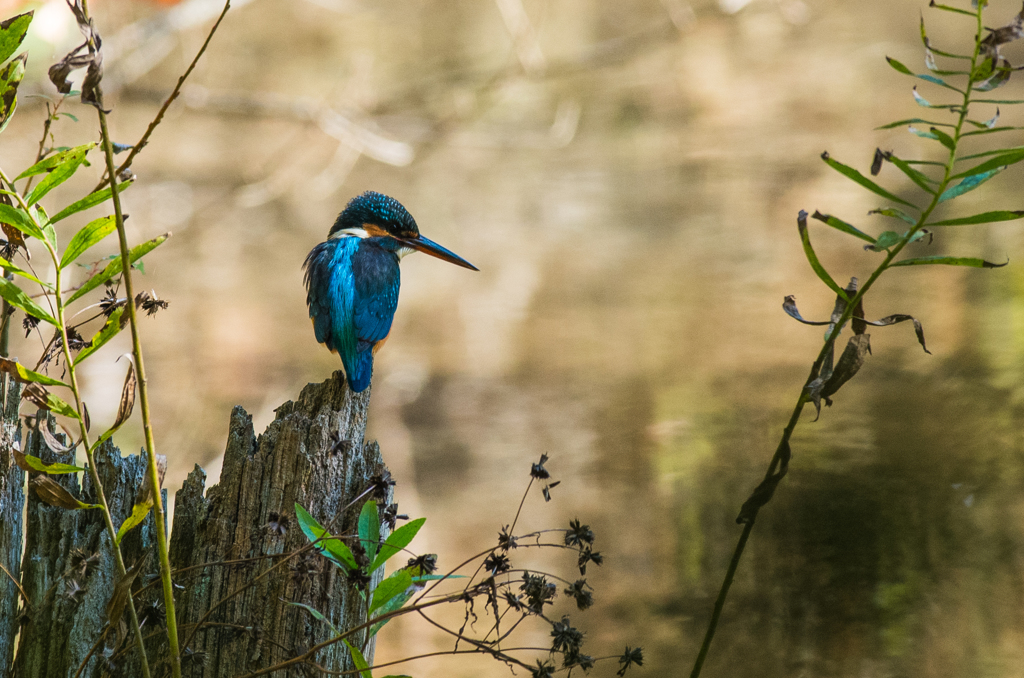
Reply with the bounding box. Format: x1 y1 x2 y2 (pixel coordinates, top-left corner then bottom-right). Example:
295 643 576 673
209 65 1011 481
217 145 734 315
303 191 478 392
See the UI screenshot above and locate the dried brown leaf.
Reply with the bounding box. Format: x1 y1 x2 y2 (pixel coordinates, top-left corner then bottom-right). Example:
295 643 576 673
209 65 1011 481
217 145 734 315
112 360 136 431
106 557 145 643
30 475 94 510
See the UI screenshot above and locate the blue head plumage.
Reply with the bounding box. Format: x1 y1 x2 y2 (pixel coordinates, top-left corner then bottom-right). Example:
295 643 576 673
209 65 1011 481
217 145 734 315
304 192 477 393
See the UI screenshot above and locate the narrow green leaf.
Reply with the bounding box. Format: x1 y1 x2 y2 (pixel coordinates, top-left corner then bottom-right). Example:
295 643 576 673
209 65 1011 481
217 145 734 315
961 144 1024 160
797 211 848 300
929 210 1024 226
929 127 955 150
875 118 953 130
23 455 83 474
73 306 124 364
294 503 358 571
820 152 917 209
972 98 1024 104
885 154 937 193
287 602 339 636
0 357 66 386
51 179 133 223
810 211 875 244
0 12 33 65
928 2 977 17
344 640 373 678
42 391 79 419
891 255 1007 268
0 202 45 241
962 126 1024 137
369 587 416 635
15 143 96 182
938 169 1002 202
0 255 52 290
0 277 57 326
25 146 91 206
60 215 116 269
369 518 426 572
370 570 413 614
114 501 153 546
0 54 26 135
920 15 971 58
951 150 1024 179
867 231 902 252
886 56 914 75
359 500 380 564
869 208 918 225
67 233 169 304
15 143 97 181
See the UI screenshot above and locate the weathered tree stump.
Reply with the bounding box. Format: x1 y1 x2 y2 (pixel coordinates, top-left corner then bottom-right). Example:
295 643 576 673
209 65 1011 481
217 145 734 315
168 371 388 677
12 416 166 678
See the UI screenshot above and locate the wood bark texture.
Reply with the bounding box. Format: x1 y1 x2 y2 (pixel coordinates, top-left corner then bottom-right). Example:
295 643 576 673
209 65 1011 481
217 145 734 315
168 371 388 678
0 377 24 676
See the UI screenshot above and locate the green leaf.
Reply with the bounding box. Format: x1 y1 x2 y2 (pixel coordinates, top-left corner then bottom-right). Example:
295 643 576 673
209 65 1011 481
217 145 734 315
67 232 169 304
61 215 116 269
359 500 380 564
0 255 52 290
344 640 372 678
867 231 902 252
820 152 917 209
929 127 955 150
929 210 1024 226
15 143 97 181
294 503 358 571
0 277 57 326
0 53 26 135
973 98 1024 104
875 118 953 129
287 602 339 636
885 154 937 193
0 12 33 65
17 453 83 474
938 169 1002 202
115 501 153 546
891 255 1007 268
797 211 848 300
369 517 426 572
810 211 875 244
920 16 971 59
961 144 1024 160
41 391 79 419
0 357 66 386
369 586 416 636
370 570 413 614
927 2 977 17
73 306 125 364
962 126 1024 137
25 145 92 206
869 207 918 225
951 150 1024 180
0 202 45 241
886 56 914 76
51 179 133 223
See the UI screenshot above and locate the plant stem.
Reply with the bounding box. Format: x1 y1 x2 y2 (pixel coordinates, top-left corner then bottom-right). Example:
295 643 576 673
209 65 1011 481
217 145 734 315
96 106 184 678
688 5 987 675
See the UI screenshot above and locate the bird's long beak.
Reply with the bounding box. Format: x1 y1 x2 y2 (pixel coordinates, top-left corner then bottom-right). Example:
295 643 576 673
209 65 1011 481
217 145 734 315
402 235 479 271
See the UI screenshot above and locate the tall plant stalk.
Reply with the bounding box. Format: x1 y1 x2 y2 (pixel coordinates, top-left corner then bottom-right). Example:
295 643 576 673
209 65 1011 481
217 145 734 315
690 2 1024 674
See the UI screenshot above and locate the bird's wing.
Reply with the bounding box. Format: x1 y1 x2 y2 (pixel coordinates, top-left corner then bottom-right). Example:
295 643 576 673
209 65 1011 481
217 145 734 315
351 241 400 351
304 239 356 356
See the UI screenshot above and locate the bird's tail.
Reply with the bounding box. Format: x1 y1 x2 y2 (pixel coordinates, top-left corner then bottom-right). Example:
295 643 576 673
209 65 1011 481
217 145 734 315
346 348 374 392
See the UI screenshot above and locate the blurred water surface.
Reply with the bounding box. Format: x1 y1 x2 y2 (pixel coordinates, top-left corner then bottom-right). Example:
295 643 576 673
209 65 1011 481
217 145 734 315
4 0 1024 675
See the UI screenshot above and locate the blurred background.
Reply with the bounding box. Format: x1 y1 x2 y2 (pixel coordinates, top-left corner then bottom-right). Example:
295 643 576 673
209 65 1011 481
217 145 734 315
3 0 1024 675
